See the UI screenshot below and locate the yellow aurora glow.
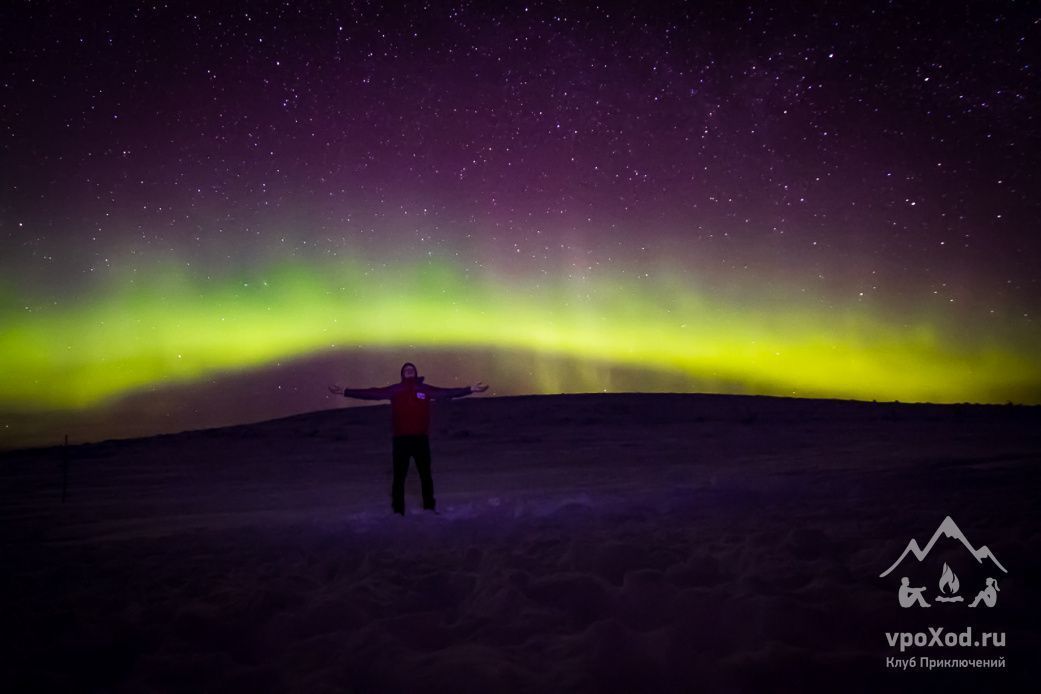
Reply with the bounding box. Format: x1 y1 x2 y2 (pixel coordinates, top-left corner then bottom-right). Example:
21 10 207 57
1 255 1039 412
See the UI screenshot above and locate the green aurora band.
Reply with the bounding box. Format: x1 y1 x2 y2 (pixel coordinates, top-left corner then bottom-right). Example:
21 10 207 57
2 255 1039 412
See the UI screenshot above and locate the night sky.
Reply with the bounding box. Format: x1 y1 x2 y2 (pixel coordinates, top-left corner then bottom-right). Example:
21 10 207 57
2 1 1040 446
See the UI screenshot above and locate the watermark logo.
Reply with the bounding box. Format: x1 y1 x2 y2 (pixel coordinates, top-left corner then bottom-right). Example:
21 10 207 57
879 516 1009 670
879 515 1007 609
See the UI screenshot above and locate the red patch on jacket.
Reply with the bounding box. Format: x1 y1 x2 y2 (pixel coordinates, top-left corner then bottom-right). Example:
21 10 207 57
391 382 431 435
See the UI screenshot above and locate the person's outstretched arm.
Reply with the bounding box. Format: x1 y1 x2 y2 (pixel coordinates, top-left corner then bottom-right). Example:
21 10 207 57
328 383 399 400
423 381 489 400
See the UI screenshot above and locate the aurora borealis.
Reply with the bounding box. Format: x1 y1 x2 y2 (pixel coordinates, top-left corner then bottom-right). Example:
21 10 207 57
2 1 1040 446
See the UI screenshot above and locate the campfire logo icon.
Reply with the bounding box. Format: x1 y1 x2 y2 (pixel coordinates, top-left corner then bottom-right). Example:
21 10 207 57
880 516 1007 609
935 562 963 603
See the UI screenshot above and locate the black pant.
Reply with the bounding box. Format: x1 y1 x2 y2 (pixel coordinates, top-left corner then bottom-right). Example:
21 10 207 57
391 434 435 514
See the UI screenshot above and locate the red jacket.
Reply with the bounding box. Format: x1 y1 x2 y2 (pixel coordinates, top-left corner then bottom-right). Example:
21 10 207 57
343 376 473 436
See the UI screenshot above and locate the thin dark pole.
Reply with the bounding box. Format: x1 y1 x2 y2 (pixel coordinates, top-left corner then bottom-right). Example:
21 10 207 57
61 434 69 503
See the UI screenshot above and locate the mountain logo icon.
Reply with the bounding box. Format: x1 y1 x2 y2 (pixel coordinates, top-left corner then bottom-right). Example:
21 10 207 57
879 515 1007 579
881 516 1008 609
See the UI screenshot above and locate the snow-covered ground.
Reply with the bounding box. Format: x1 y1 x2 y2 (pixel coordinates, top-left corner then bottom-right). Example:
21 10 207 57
3 393 1039 692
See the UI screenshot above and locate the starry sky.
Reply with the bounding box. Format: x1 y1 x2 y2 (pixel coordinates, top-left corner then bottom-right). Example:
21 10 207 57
2 1 1040 446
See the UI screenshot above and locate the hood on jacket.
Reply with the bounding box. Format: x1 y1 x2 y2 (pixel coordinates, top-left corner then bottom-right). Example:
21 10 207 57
400 362 422 382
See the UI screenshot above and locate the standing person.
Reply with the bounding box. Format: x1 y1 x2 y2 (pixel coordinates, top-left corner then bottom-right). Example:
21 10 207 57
329 362 488 516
